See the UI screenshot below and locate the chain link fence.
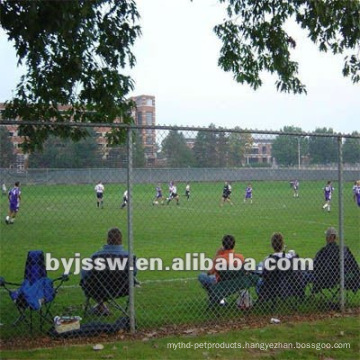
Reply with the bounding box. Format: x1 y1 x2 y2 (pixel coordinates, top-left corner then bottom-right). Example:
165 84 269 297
0 122 359 344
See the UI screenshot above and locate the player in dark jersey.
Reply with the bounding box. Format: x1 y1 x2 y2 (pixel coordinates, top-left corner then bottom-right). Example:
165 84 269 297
220 181 233 206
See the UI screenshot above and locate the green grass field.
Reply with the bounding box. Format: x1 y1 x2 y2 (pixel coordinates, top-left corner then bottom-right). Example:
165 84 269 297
0 180 359 340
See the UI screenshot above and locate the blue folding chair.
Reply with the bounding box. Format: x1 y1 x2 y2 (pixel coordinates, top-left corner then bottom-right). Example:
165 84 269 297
0 250 69 331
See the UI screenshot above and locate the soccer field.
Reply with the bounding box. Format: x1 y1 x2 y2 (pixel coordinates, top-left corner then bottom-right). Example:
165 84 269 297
0 180 359 333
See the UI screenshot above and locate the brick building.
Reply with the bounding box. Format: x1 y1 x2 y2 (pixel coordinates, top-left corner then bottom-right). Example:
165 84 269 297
0 94 157 169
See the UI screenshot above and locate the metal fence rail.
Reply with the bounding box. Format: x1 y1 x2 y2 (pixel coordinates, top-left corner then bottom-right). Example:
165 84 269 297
0 123 359 343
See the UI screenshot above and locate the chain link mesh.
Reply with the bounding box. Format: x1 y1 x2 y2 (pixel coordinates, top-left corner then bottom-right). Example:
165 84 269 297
0 123 359 343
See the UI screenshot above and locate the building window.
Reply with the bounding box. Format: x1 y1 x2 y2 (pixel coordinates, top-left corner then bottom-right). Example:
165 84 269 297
146 98 153 106
146 112 152 125
146 136 153 145
262 146 267 154
137 112 143 125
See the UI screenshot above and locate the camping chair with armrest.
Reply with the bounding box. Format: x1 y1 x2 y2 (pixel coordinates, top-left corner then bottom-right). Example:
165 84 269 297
80 253 136 319
256 254 306 311
311 244 360 308
205 269 260 307
0 250 69 332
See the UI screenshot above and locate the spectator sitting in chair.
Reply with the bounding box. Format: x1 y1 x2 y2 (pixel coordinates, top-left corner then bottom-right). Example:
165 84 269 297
198 234 244 290
81 227 138 316
310 227 360 293
256 232 300 300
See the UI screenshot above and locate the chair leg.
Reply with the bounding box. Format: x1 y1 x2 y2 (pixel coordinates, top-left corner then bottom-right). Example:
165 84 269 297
83 297 91 316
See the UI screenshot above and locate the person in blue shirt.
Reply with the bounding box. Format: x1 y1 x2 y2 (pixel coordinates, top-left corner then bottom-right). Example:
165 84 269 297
5 181 21 224
81 227 138 315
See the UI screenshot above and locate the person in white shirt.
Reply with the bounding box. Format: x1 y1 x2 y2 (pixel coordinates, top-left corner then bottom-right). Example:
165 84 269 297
167 182 180 205
121 190 128 209
94 181 105 208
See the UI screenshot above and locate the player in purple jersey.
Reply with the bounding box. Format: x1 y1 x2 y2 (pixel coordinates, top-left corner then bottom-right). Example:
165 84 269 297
153 184 164 205
244 183 253 204
5 181 21 224
322 181 334 212
353 180 360 207
290 179 299 198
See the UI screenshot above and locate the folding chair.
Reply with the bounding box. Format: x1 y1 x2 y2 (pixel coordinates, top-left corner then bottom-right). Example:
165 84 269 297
0 250 69 331
80 253 136 320
311 245 360 308
256 254 306 310
204 269 259 307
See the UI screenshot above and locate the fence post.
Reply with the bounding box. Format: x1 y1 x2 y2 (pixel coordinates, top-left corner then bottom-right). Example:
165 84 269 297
338 135 345 312
126 127 136 332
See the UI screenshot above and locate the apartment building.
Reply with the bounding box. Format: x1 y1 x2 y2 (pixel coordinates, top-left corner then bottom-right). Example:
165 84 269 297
0 94 157 168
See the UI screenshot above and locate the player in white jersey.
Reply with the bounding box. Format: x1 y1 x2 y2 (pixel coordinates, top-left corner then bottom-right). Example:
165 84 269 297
121 190 128 209
185 182 191 201
167 182 180 205
94 181 105 208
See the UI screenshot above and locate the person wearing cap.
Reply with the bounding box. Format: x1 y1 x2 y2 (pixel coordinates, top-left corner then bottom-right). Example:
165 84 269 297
311 227 360 293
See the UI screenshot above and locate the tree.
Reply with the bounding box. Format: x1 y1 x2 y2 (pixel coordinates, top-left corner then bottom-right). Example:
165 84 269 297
308 128 338 164
0 127 16 168
0 0 140 152
214 0 360 94
271 126 307 167
343 132 360 164
193 125 220 167
161 130 195 168
1 0 359 153
133 130 146 168
228 128 253 167
28 128 101 168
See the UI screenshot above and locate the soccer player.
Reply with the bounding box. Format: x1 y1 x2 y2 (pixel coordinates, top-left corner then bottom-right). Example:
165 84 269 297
322 181 334 212
185 182 191 201
291 179 299 198
167 182 180 205
121 190 128 209
220 181 233 206
153 184 164 205
244 183 253 204
353 180 360 207
5 181 21 224
94 181 105 208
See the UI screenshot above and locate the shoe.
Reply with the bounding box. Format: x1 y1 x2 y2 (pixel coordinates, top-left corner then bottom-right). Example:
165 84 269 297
89 304 110 316
219 299 228 306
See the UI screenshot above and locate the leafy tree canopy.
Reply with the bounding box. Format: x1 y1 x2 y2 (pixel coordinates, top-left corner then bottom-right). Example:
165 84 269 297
1 0 359 154
214 0 360 94
0 0 140 152
0 127 17 168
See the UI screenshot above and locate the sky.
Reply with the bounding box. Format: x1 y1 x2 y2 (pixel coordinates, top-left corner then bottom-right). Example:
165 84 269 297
1 0 359 135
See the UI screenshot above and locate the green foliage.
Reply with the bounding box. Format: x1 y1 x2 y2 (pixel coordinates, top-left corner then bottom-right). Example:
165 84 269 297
28 128 102 168
228 128 253 167
133 130 146 168
215 0 360 93
0 0 141 152
193 127 219 167
0 127 16 168
343 132 360 164
271 126 307 167
161 130 196 167
308 128 338 164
